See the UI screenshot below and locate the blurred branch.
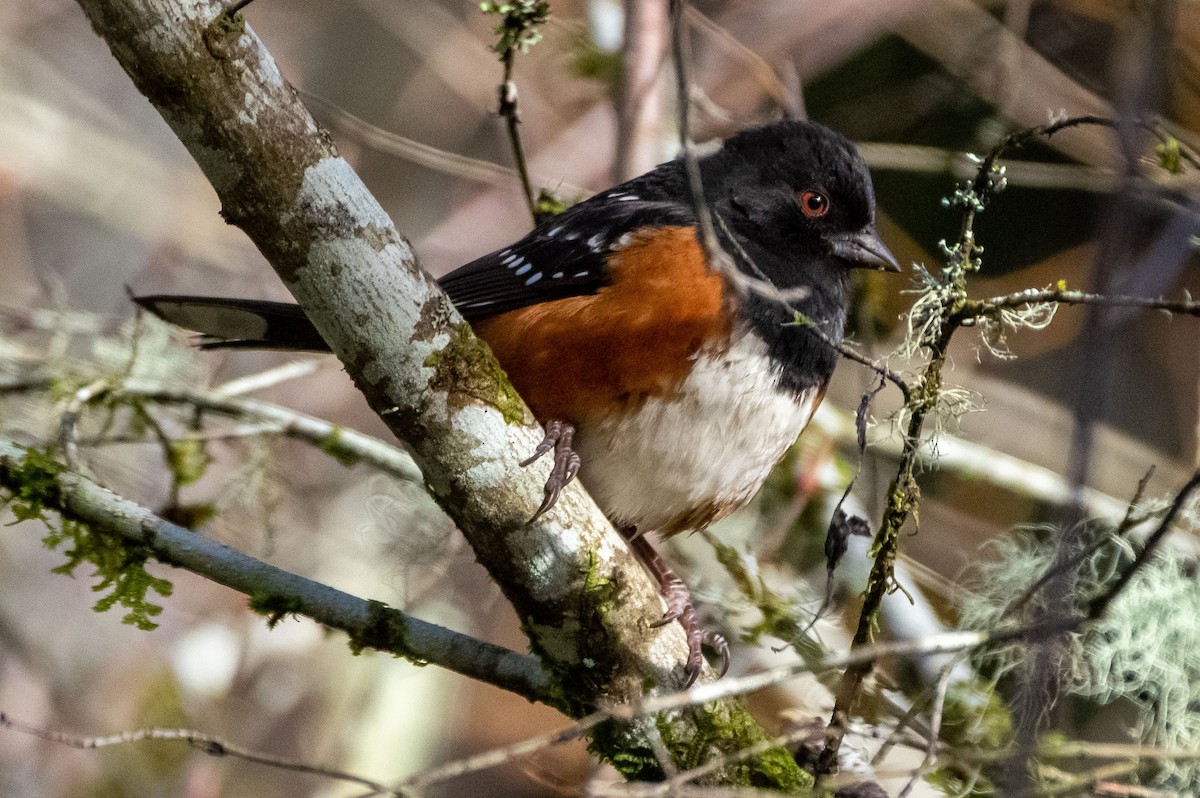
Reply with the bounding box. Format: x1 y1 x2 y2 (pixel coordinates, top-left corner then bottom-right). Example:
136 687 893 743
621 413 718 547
613 0 669 181
0 712 392 796
0 437 554 703
809 404 1149 527
858 143 1121 192
684 6 791 111
303 90 587 196
0 374 425 484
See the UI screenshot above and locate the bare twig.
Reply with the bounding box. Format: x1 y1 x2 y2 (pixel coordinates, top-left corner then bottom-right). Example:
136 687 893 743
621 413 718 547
1087 468 1200 620
56 379 108 469
0 711 393 795
482 1 550 223
898 660 959 798
209 359 323 398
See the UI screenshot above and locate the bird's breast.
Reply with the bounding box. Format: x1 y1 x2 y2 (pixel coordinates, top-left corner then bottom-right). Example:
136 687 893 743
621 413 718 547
571 330 824 536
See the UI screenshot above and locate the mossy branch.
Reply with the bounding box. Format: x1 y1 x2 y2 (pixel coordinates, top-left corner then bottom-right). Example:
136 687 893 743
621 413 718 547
0 437 555 703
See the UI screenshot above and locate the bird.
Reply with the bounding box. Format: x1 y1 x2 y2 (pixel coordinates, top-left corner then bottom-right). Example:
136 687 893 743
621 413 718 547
135 119 899 686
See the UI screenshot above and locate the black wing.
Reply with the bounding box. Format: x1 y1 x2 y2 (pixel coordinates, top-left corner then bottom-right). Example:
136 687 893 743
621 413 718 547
442 190 694 323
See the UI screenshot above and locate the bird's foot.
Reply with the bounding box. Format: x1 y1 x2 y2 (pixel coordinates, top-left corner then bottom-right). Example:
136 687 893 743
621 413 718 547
520 420 581 520
624 530 729 687
649 574 730 687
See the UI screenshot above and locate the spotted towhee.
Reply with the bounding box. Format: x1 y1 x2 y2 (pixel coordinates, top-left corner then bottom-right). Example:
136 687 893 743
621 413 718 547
136 119 899 684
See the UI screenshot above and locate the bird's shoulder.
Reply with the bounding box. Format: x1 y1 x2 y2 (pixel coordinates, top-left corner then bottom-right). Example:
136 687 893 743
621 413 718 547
438 180 696 323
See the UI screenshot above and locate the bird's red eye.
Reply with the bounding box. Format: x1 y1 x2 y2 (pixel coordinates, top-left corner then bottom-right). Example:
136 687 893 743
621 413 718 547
799 190 830 218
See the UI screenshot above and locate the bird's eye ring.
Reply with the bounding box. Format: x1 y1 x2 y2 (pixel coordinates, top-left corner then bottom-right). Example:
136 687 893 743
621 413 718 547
799 190 830 218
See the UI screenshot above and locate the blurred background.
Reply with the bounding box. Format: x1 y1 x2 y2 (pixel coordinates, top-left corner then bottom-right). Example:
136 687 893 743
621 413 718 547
1 0 1198 795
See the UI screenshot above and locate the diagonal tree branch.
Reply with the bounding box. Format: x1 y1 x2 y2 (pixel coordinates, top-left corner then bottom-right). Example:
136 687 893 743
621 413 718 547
65 0 804 785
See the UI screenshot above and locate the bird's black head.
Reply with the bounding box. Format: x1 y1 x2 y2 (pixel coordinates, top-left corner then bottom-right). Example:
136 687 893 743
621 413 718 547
698 119 898 289
696 120 899 394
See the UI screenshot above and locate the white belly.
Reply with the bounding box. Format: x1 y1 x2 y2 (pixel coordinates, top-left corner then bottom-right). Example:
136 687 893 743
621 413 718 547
573 331 819 534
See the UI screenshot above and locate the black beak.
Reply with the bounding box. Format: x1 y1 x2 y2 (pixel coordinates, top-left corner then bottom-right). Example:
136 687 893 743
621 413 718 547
830 228 901 272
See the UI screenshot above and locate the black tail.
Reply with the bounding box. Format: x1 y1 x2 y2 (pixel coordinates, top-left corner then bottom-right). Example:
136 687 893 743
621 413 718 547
134 295 331 352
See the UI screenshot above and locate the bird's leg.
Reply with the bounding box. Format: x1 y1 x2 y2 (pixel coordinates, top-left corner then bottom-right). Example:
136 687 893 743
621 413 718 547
620 526 730 687
520 420 581 520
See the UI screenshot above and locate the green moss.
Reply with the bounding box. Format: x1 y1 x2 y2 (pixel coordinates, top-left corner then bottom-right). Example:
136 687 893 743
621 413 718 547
588 720 664 782
1 446 173 631
210 6 247 37
525 553 626 716
586 703 811 790
480 1 550 56
248 592 305 629
424 322 526 425
3 445 62 523
166 437 210 486
316 427 361 467
347 600 428 665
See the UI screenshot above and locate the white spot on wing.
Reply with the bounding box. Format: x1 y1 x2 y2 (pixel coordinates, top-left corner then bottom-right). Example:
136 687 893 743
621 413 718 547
502 253 519 266
525 272 543 285
587 233 606 252
515 263 532 276
551 272 564 279
546 226 562 238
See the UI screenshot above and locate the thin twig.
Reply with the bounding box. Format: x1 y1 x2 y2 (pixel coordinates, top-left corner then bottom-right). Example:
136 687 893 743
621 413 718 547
1002 467 1157 621
0 711 393 795
958 287 1200 323
816 113 1170 775
898 660 959 798
120 381 424 483
56 379 109 469
210 360 324 398
482 1 549 223
302 91 589 195
1088 468 1200 620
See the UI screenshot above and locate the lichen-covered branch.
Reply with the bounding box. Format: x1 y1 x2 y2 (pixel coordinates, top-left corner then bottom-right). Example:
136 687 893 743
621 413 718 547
68 0 802 785
816 113 1197 775
959 285 1200 321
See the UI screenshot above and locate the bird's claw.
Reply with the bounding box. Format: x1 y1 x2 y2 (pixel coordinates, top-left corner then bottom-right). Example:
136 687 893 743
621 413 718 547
521 421 580 521
655 573 730 687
